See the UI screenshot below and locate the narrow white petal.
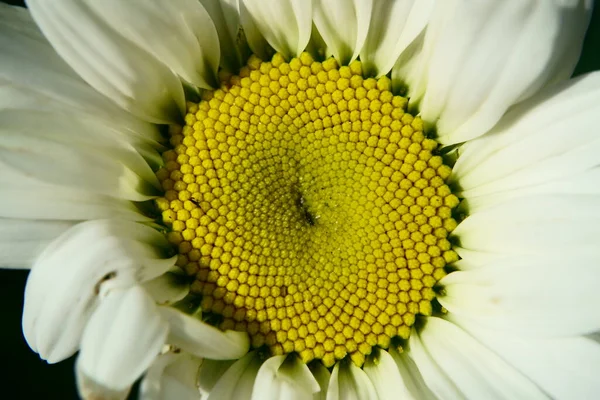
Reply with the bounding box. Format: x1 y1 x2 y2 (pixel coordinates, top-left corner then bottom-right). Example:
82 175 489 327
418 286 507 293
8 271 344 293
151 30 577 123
238 0 271 60
207 351 263 400
159 307 250 360
140 351 202 400
454 195 600 256
0 165 149 221
0 110 160 201
0 219 73 269
198 359 236 398
360 0 434 77
0 6 164 145
199 0 246 71
418 317 546 399
22 220 174 363
450 315 600 400
309 362 330 400
77 0 220 89
406 0 591 145
26 0 186 123
439 252 600 337
251 355 320 400
326 361 377 400
312 0 372 65
453 72 600 207
363 349 411 400
77 286 168 400
363 348 416 400
242 0 312 59
389 348 436 400
407 326 464 399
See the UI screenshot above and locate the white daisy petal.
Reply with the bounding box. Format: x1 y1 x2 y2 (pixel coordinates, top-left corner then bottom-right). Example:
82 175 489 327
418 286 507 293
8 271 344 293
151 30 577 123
0 110 160 201
388 348 436 400
454 195 600 256
360 0 434 77
251 354 320 400
0 219 73 269
74 0 220 89
450 315 600 400
0 5 164 145
0 163 149 222
407 326 464 399
199 0 246 71
309 362 330 400
439 252 600 337
238 0 271 60
241 0 312 59
77 286 168 400
143 272 190 306
326 361 377 400
140 351 202 400
452 72 600 208
26 0 186 123
22 220 175 363
363 348 417 400
207 351 263 400
312 0 372 65
407 0 591 145
158 307 250 360
417 317 546 399
198 359 236 398
0 185 149 222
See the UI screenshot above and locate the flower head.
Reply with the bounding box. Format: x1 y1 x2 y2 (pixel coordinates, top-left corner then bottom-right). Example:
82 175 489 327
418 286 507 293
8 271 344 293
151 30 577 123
1 0 599 399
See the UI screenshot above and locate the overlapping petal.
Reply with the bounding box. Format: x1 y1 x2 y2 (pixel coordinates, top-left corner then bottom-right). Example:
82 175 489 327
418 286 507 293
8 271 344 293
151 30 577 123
241 0 312 59
159 307 250 360
77 286 169 400
404 0 591 145
26 0 196 123
312 0 372 65
251 355 320 400
414 317 546 399
452 72 600 211
360 0 434 77
22 219 175 363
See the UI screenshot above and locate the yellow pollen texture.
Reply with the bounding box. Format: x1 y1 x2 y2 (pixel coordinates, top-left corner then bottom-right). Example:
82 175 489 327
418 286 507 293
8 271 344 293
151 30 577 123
155 53 459 368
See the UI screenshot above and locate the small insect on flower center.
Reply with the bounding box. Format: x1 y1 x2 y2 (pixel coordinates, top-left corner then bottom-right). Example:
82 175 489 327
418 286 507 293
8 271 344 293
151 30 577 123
155 52 459 368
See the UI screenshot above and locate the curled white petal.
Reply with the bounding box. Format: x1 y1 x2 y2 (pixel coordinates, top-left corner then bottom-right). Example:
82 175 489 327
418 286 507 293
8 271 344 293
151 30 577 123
23 220 175 363
77 286 168 400
140 351 202 400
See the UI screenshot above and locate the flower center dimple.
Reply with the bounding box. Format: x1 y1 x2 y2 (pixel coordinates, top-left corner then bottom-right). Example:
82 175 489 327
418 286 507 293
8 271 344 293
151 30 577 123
155 52 459 368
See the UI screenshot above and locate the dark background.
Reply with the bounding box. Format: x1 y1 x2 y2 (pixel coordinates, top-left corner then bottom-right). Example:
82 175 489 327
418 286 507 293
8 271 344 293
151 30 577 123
1 0 600 398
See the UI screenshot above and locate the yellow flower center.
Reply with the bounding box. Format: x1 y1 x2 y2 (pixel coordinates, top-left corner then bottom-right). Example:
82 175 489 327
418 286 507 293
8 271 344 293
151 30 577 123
155 52 459 367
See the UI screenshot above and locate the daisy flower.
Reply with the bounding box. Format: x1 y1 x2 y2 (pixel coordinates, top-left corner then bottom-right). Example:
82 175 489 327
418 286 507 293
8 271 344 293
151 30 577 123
1 0 599 399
